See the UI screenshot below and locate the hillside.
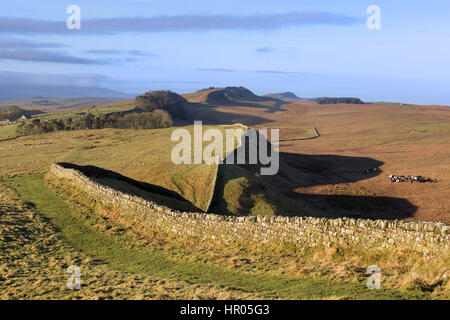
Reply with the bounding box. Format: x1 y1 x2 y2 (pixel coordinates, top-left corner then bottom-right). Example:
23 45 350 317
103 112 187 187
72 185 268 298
183 86 283 106
13 91 197 137
263 92 301 101
135 90 188 119
210 129 309 216
0 124 244 212
0 105 42 121
207 87 264 105
211 164 307 216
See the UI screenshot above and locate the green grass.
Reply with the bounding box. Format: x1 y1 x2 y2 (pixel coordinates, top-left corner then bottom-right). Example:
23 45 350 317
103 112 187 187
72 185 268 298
5 173 429 300
211 164 306 216
0 124 19 140
0 127 223 210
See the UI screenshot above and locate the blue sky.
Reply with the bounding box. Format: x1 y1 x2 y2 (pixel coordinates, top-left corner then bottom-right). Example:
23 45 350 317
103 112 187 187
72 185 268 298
1 0 450 104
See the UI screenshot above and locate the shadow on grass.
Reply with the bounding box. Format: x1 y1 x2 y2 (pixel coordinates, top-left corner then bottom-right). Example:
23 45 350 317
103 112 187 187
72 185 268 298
278 152 417 220
282 152 384 186
287 192 417 220
213 130 417 220
56 162 201 212
204 98 288 114
176 103 279 127
24 201 36 208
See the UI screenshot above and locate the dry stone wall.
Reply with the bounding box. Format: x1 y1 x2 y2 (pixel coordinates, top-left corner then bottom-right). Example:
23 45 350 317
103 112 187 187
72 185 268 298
50 162 449 253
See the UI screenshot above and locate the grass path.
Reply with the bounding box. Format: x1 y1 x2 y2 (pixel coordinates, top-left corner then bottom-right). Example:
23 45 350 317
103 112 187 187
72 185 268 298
6 174 427 300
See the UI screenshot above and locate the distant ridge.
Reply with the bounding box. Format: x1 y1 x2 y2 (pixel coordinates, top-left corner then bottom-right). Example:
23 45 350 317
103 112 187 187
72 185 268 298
0 85 131 100
264 92 365 104
206 87 266 105
184 86 284 105
263 92 300 101
263 92 317 102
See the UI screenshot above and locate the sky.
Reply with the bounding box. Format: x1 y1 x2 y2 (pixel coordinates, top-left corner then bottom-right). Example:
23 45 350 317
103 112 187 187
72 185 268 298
0 0 450 104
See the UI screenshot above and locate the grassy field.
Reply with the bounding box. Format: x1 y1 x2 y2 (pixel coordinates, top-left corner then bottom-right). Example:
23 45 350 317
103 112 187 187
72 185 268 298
204 101 450 223
179 88 450 222
283 103 450 223
0 124 247 211
2 173 444 300
0 124 19 140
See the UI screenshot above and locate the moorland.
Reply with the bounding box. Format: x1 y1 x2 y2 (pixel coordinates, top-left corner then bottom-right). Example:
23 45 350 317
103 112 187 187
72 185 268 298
1 87 449 299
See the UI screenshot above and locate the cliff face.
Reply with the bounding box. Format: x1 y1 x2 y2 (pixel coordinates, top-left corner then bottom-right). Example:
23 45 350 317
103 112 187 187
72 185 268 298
135 90 188 119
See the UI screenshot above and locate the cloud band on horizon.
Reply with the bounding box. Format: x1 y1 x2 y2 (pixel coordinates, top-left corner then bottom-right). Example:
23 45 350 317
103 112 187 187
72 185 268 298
0 12 362 35
0 49 101 64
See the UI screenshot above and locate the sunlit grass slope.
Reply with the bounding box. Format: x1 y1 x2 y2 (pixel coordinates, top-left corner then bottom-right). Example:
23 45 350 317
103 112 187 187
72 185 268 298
0 125 243 211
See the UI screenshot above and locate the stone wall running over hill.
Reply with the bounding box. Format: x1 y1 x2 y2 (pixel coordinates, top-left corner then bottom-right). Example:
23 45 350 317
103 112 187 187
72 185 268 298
50 163 449 253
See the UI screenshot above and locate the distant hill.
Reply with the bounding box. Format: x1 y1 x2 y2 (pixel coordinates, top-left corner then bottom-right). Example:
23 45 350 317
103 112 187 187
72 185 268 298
0 105 43 121
0 85 130 100
206 87 266 105
0 97 131 113
263 92 301 101
184 86 284 106
263 93 366 104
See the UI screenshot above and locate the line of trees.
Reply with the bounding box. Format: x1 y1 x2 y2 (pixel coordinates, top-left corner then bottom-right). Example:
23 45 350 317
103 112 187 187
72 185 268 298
16 109 173 136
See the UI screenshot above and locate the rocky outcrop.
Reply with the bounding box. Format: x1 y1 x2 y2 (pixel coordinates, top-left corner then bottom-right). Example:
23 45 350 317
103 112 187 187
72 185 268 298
135 90 188 119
